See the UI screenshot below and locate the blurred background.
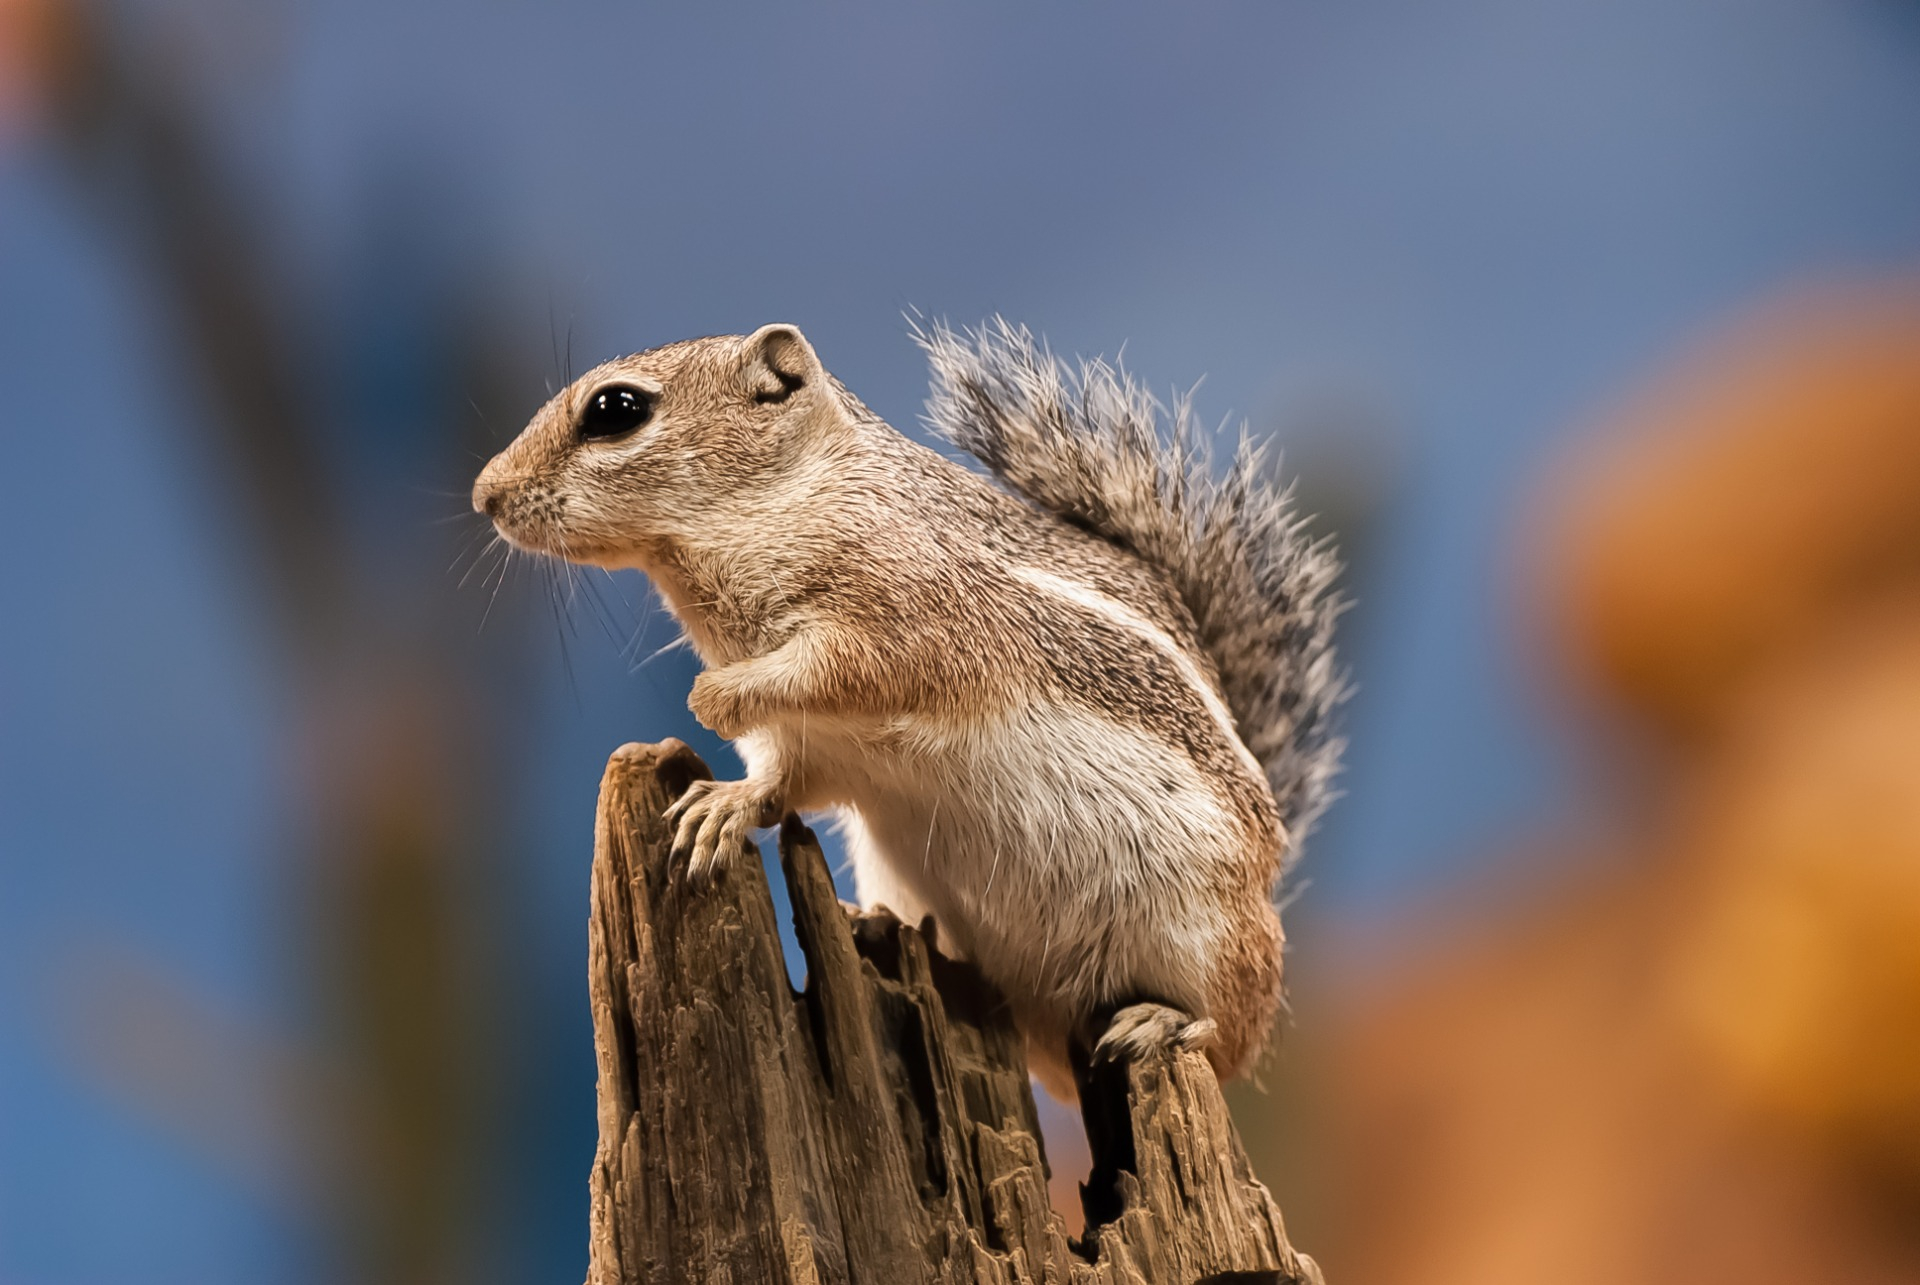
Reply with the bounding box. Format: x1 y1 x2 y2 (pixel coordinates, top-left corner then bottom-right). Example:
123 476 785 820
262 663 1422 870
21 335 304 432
3 2 1919 1282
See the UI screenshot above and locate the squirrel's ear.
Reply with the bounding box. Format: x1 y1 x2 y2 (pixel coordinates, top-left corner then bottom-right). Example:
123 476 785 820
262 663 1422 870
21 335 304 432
740 323 818 404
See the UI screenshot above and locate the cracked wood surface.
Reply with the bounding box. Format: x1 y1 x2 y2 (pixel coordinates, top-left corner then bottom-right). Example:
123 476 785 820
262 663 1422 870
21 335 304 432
585 739 1323 1285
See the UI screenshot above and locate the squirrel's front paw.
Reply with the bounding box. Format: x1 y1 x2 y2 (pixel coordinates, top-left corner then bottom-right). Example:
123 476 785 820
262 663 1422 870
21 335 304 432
687 671 748 740
662 777 783 884
1093 1002 1218 1065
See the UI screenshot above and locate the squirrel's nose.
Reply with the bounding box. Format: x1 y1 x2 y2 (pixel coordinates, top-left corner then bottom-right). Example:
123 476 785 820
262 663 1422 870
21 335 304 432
472 460 506 518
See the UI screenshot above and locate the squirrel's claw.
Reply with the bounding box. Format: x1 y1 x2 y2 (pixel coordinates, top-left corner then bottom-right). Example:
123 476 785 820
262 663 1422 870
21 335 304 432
664 778 781 885
1094 1002 1218 1065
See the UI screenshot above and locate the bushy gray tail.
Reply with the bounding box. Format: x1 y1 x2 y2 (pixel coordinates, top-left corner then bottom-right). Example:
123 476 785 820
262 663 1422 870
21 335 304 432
916 317 1348 855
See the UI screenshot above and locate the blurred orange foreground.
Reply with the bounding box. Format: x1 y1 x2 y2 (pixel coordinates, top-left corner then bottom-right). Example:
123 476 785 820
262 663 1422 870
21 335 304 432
1317 281 1920 1285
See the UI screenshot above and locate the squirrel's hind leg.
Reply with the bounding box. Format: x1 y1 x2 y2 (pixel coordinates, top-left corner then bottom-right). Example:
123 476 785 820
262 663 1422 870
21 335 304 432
1090 1002 1219 1065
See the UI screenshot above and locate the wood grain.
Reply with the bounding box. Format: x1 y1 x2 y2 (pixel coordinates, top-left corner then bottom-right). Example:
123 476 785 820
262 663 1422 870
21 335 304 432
585 740 1322 1285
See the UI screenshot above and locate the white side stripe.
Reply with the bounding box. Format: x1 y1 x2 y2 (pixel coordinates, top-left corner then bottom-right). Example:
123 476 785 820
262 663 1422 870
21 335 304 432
1009 566 1265 782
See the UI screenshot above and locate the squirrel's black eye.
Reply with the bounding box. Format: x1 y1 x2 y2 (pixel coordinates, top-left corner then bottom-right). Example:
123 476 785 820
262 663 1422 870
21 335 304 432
578 386 654 441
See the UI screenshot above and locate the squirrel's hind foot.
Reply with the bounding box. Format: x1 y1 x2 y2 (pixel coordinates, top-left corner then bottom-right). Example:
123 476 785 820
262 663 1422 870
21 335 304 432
663 777 783 885
1093 1002 1218 1065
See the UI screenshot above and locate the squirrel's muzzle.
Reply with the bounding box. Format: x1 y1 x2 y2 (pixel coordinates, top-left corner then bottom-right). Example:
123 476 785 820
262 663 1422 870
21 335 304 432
472 458 508 519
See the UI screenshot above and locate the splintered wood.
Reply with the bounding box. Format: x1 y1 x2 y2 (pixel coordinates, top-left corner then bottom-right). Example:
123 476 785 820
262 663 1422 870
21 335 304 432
585 740 1323 1285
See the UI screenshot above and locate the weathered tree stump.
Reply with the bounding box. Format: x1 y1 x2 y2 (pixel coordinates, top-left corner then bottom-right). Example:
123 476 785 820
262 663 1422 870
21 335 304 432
585 740 1323 1285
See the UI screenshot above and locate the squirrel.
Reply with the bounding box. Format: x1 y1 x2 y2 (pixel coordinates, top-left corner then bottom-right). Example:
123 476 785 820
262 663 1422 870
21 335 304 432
471 318 1345 1098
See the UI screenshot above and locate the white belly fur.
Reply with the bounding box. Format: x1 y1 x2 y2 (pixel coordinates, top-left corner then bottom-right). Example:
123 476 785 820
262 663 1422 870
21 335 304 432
743 701 1258 1041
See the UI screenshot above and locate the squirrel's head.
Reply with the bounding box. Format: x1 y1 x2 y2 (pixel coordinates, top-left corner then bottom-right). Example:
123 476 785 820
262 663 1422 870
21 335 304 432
472 323 836 568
